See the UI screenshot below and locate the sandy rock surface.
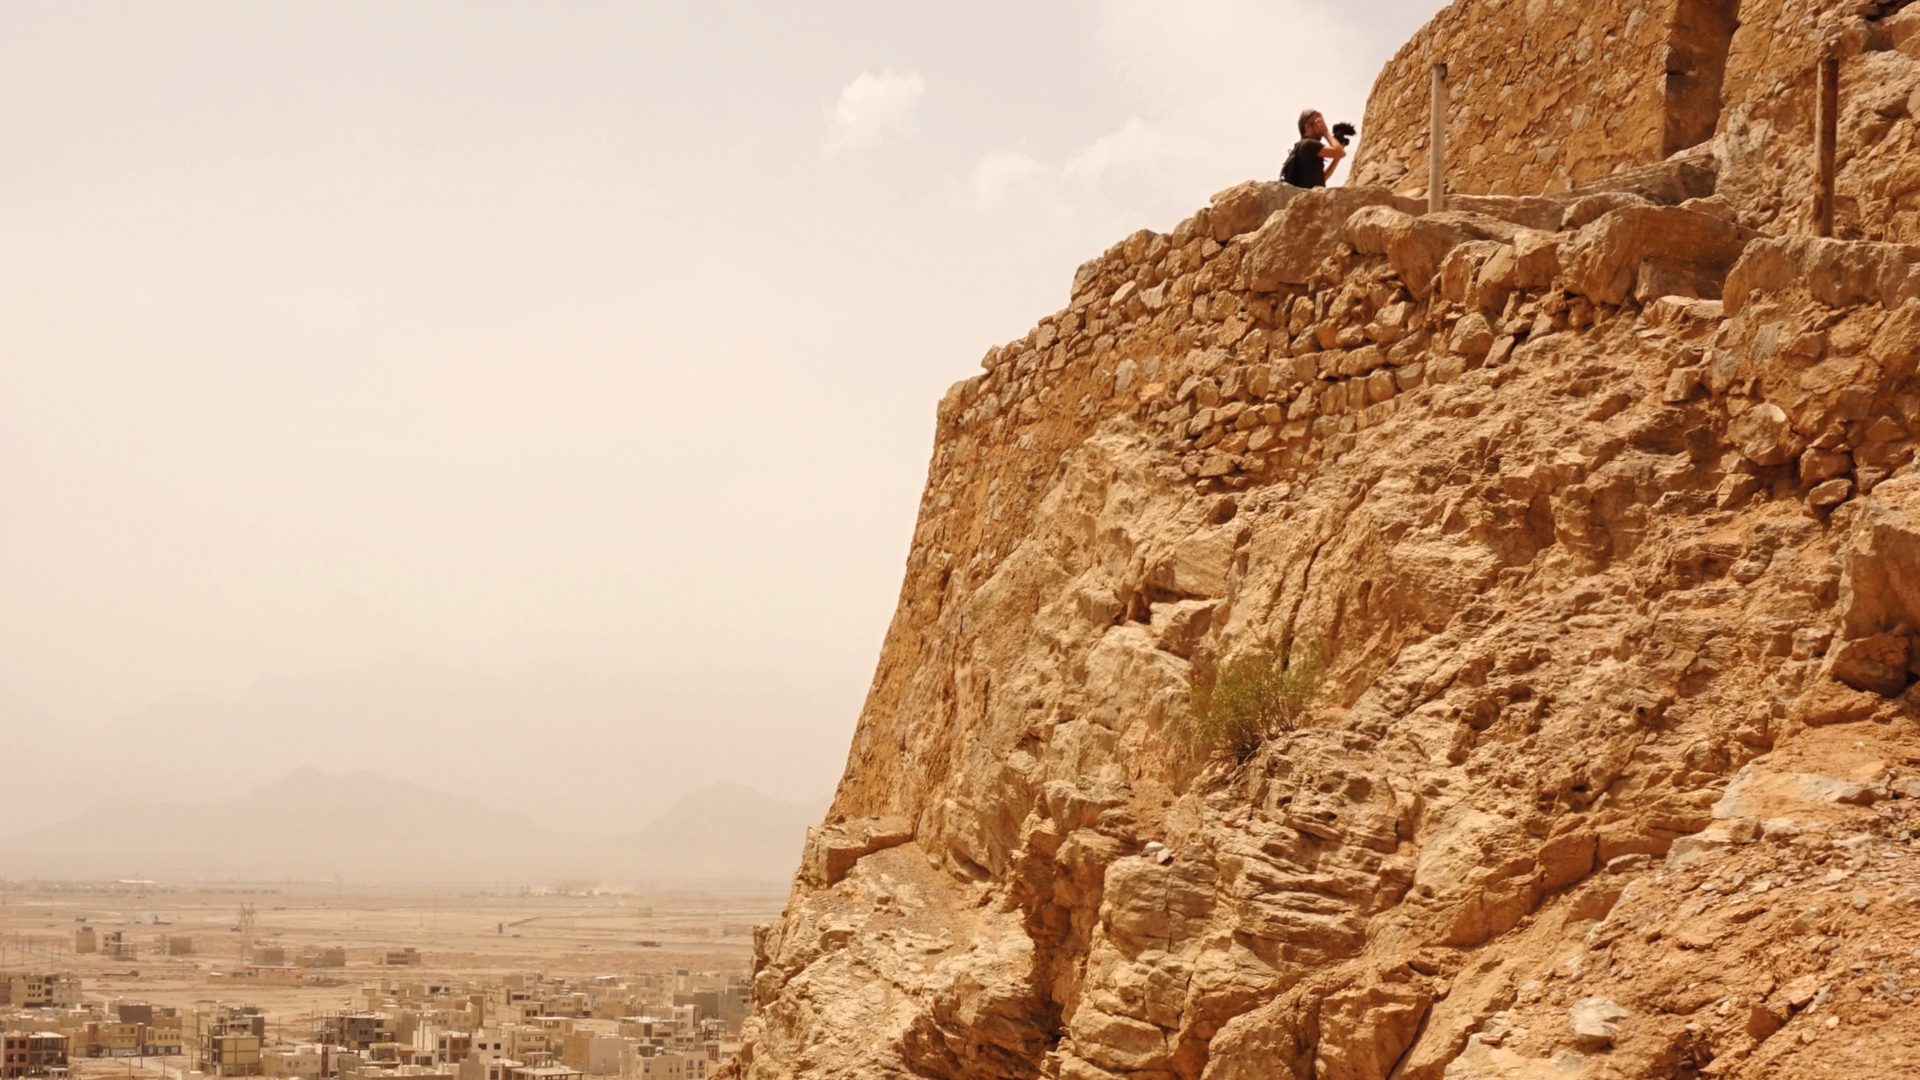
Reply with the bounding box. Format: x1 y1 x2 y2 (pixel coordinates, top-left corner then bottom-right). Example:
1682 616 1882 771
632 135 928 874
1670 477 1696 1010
727 2 1920 1077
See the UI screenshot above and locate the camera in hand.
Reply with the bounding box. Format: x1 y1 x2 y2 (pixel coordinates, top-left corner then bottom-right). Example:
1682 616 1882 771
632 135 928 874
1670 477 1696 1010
1331 122 1357 147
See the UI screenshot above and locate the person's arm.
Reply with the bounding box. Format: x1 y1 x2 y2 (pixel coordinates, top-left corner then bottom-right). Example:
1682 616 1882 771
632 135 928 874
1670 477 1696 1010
1319 134 1346 182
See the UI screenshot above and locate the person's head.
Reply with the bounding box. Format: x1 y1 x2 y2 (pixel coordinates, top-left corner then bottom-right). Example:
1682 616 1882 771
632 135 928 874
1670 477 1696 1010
1298 109 1326 140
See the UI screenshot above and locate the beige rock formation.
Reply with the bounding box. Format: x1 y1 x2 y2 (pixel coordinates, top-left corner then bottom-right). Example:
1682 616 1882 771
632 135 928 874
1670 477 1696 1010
1354 0 1920 243
728 2 1920 1078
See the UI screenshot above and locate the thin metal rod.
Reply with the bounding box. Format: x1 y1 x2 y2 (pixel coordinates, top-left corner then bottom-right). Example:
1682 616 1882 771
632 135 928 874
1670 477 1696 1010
1429 64 1448 214
1814 56 1839 237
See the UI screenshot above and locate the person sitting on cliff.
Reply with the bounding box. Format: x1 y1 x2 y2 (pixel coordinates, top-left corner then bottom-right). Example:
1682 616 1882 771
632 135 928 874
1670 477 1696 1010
1281 109 1351 189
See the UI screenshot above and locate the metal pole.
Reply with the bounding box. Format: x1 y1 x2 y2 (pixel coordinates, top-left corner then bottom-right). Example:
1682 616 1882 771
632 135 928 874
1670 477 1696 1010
1814 55 1839 237
1429 63 1448 214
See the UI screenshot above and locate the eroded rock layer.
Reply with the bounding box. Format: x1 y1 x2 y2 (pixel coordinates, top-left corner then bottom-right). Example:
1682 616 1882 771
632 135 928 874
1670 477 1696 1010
732 2 1920 1077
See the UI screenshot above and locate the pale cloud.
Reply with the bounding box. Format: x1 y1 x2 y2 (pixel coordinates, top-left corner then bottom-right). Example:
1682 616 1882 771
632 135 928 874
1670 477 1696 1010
825 68 926 154
967 118 1187 212
967 150 1050 210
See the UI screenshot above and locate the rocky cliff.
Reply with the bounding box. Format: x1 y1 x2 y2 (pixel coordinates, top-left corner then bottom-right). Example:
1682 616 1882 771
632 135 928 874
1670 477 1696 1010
731 2 1920 1077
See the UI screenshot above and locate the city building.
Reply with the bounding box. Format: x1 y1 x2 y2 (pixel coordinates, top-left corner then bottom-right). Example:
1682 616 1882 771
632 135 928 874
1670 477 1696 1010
263 1044 325 1079
201 1007 268 1040
206 1034 264 1077
73 1019 145 1059
298 947 347 969
629 1050 705 1080
429 1032 473 1065
332 1015 394 1051
503 1065 579 1080
144 1010 186 1055
110 999 185 1045
100 933 138 962
198 1003 269 1075
556 1034 625 1077
0 977 81 1011
0 1032 69 1079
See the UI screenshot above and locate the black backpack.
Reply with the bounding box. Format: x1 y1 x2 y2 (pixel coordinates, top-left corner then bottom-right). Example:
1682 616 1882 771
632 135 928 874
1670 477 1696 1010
1281 139 1325 188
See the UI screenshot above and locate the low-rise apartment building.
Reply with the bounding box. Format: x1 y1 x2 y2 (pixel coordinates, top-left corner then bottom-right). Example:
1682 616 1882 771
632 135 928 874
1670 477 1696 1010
341 1067 454 1080
0 977 81 1010
627 1049 705 1080
0 1032 69 1078
198 1004 268 1076
299 948 347 969
70 1020 142 1058
204 1034 263 1077
503 1065 579 1080
263 1044 325 1080
100 934 138 962
429 1032 473 1065
329 1014 394 1051
88 1004 186 1058
556 1034 625 1077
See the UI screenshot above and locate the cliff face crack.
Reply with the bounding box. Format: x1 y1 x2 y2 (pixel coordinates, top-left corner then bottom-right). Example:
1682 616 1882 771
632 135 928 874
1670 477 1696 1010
1280 514 1342 668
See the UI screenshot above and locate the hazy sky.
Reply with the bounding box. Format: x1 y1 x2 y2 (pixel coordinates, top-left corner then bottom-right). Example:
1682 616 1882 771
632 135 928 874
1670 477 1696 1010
1 0 1448 834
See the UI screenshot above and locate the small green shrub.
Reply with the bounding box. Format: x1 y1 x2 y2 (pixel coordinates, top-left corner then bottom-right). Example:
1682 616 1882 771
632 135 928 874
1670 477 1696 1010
1184 644 1324 761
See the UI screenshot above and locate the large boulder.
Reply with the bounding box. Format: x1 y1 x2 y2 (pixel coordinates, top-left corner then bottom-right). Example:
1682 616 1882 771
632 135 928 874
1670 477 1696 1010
1560 190 1655 231
1827 472 1920 696
1241 187 1421 290
1728 402 1803 466
1564 148 1719 207
1840 472 1920 640
1209 180 1298 242
1561 205 1753 306
800 816 915 887
1448 194 1566 231
1512 229 1564 287
1391 213 1523 301
1724 236 1920 315
1343 205 1411 256
1337 208 1522 300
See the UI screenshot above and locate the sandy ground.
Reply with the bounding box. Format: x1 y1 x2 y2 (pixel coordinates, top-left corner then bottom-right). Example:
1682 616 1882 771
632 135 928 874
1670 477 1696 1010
0 881 783 1039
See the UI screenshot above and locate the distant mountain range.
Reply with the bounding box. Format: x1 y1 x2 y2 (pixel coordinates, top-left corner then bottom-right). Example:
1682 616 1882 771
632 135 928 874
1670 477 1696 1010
0 768 823 885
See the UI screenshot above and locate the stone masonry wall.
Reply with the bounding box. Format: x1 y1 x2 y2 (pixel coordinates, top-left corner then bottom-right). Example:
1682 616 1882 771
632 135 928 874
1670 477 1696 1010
1350 0 1678 195
1354 0 1920 244
1716 1 1920 241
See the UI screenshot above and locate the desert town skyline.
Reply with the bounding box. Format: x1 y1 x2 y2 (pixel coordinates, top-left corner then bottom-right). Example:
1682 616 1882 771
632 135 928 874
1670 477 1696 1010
0 880 765 1077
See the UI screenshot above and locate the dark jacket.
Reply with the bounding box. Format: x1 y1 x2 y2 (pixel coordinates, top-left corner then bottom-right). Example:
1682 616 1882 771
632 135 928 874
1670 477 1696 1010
1281 138 1327 188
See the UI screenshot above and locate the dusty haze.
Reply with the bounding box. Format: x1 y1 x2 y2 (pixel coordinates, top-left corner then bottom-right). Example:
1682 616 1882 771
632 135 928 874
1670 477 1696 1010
0 1 1448 858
